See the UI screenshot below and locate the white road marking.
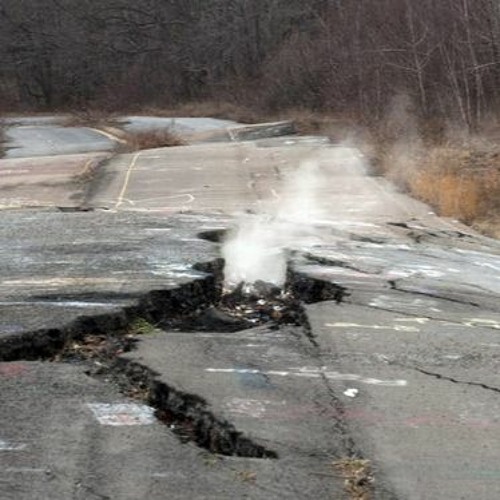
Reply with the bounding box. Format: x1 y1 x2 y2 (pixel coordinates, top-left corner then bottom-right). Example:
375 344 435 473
87 127 127 144
3 277 121 286
326 322 420 332
227 127 236 141
464 318 500 329
0 300 113 308
344 388 359 398
144 194 195 204
150 471 189 479
474 261 500 272
87 403 156 426
1 169 31 174
206 368 407 387
3 468 49 474
0 439 27 451
270 188 280 200
394 318 430 325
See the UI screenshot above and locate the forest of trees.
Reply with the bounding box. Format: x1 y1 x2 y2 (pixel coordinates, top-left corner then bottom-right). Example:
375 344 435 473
1 0 500 129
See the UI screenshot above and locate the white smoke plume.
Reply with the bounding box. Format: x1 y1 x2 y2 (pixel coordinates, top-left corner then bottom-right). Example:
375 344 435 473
222 160 324 289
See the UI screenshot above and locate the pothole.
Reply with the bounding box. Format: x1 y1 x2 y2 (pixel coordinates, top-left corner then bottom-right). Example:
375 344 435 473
0 257 345 459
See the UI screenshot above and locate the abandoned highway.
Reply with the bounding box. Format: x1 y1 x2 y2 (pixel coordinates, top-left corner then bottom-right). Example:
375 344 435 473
1 117 500 499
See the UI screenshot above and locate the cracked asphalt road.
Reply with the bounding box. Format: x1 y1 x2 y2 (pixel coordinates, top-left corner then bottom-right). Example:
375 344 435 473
1 118 500 499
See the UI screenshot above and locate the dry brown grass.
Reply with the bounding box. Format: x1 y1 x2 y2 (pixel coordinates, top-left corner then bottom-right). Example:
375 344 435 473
333 458 373 500
408 147 500 226
119 129 185 152
369 120 500 235
65 108 185 151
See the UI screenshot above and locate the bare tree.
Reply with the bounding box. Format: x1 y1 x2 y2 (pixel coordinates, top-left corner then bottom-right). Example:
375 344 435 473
0 0 500 124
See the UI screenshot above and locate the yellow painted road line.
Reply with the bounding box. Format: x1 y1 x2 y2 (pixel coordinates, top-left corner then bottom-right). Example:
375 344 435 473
87 127 127 145
227 127 236 142
80 158 94 177
115 152 141 209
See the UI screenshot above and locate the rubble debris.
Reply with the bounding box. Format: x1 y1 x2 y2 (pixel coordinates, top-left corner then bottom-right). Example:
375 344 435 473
158 279 310 332
333 458 374 500
218 280 305 328
52 333 135 364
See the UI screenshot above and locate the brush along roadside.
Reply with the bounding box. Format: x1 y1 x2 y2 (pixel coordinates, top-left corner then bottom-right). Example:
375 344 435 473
118 128 185 152
66 110 185 152
369 129 500 237
409 147 500 234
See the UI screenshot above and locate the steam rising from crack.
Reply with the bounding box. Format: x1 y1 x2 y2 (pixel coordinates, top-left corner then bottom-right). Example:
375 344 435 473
223 160 323 289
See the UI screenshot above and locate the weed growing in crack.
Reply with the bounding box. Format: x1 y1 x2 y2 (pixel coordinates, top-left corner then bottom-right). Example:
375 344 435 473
202 453 222 467
236 471 257 483
128 317 157 336
333 458 374 500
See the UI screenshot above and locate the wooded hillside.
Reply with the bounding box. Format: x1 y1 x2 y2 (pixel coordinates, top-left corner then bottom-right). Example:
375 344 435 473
1 0 499 129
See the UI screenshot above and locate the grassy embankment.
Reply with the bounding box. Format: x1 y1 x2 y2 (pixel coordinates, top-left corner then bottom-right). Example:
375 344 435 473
370 119 500 237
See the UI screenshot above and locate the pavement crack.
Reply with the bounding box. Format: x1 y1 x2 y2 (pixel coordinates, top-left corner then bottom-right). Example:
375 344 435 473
347 299 475 329
289 269 347 305
408 366 500 394
304 253 378 276
108 358 279 458
318 373 360 458
79 154 118 208
0 259 349 459
388 280 480 307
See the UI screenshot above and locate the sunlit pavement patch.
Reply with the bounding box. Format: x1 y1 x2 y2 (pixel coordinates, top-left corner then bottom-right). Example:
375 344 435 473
0 439 27 451
87 403 156 426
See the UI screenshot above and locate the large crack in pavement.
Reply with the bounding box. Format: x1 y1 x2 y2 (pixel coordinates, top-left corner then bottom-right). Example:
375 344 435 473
77 269 348 459
1 210 384 499
5 208 500 498
0 248 361 466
